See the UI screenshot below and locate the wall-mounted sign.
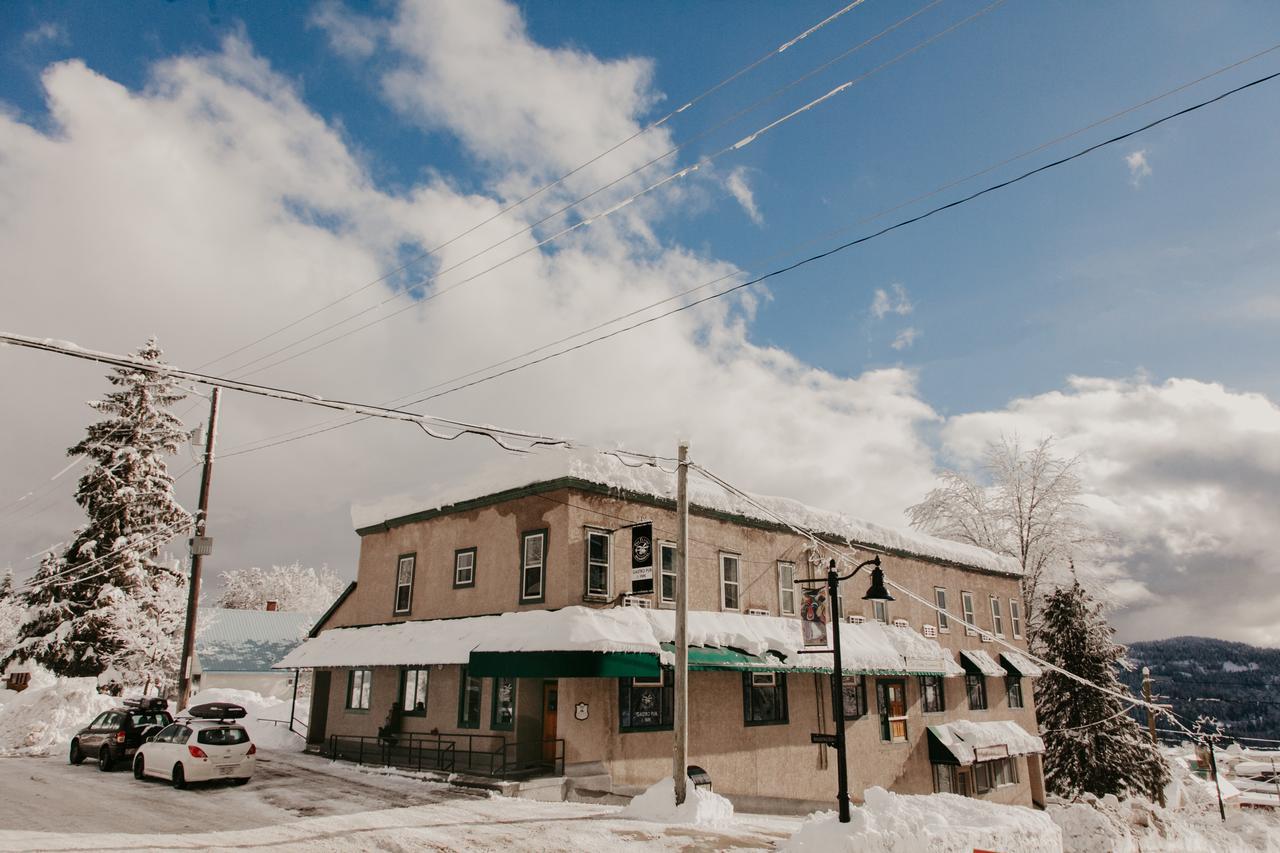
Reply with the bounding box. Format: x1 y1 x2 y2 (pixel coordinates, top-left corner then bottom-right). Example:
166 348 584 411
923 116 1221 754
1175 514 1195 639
631 522 654 594
973 744 1010 762
574 702 589 721
801 587 830 647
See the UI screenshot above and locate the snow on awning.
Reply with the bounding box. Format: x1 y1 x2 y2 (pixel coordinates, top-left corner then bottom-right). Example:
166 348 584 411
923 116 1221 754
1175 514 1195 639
999 650 1044 678
882 624 965 677
959 649 1008 678
927 720 1045 766
274 614 504 669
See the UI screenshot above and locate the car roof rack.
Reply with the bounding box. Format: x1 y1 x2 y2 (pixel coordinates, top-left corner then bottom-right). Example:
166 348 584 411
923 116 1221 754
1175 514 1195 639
123 697 169 712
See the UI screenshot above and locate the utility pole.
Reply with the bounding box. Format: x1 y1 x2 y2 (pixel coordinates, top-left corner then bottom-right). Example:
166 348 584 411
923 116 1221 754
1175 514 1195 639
1142 667 1157 744
672 441 689 806
177 388 220 708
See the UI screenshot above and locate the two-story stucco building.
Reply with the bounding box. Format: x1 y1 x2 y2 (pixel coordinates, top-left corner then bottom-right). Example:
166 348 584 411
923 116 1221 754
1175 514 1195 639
279 454 1046 813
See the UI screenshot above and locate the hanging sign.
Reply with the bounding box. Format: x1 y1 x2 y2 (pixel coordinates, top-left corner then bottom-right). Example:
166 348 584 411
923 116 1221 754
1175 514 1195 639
631 522 654 594
801 587 830 647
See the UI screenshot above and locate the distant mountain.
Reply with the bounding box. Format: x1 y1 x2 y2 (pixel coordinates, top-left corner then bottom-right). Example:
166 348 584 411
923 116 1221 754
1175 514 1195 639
1118 636 1280 745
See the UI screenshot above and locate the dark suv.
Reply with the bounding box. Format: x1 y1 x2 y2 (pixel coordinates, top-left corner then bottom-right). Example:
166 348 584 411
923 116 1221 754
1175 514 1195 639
69 698 172 771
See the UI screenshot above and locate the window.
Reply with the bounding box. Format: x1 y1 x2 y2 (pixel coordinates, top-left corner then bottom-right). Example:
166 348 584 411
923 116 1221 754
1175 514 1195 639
394 554 415 614
585 529 611 599
872 599 888 623
743 672 788 725
154 723 182 743
877 679 908 742
1006 675 1024 709
197 727 250 746
520 530 546 603
975 761 993 794
491 676 516 730
1009 598 1023 639
457 667 483 728
933 763 958 794
778 561 796 615
720 553 741 611
920 675 945 713
934 587 950 632
841 676 867 719
347 669 372 710
454 548 476 588
961 591 977 635
660 543 676 604
620 671 674 731
990 595 1004 637
973 757 1019 794
966 673 988 710
402 668 429 715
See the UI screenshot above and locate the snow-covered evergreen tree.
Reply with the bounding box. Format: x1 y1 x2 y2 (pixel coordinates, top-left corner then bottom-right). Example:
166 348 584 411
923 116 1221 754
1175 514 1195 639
5 338 191 685
1036 579 1169 802
0 568 23 666
216 563 344 612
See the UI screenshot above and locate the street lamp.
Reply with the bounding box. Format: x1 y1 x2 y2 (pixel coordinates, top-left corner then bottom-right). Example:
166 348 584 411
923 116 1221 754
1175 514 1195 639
797 555 894 823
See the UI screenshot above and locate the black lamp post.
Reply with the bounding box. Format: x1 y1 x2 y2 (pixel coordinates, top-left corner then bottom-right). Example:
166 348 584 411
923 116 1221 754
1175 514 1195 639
797 555 894 823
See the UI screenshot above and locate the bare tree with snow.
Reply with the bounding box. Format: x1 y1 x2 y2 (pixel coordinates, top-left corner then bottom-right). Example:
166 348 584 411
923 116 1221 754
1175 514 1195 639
907 436 1095 642
216 563 345 613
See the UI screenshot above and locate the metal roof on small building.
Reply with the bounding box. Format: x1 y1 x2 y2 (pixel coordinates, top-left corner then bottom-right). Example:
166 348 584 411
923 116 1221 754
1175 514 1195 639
196 608 316 673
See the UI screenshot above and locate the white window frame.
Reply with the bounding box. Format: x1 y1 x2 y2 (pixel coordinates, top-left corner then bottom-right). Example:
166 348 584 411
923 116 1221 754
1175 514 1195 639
347 669 372 710
659 542 676 605
1009 598 1023 639
961 591 977 636
990 595 1004 638
873 599 888 624
778 561 796 615
454 548 476 588
585 528 611 600
520 531 546 603
720 553 741 611
394 555 415 614
750 672 777 688
934 587 950 632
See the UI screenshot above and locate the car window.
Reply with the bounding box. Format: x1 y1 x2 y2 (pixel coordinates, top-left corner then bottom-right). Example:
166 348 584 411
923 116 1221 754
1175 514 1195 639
153 724 181 743
177 726 193 743
89 713 111 728
196 727 250 746
102 713 123 728
130 712 170 727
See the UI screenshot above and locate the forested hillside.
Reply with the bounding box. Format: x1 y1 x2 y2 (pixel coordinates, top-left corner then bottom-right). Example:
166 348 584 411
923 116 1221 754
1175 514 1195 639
1120 636 1280 744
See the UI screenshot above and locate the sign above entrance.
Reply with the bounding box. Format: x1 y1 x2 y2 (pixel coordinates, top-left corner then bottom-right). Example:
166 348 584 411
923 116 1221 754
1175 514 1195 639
631 522 654 594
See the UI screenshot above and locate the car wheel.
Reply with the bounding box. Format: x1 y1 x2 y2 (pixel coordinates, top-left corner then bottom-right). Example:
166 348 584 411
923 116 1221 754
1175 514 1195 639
171 763 187 790
133 756 145 780
69 740 84 766
98 746 114 772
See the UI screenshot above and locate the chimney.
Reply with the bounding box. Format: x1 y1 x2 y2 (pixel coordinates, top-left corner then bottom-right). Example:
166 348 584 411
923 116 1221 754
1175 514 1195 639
265 600 279 612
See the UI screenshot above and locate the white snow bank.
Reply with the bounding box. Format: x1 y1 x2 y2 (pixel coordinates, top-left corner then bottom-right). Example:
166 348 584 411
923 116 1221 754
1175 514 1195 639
185 687 306 752
0 676 116 757
784 786 1062 852
351 449 1020 575
619 776 735 827
1049 792 1280 853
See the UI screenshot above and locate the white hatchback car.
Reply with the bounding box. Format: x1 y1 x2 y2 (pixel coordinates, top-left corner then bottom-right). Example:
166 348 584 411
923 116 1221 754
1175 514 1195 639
133 712 256 788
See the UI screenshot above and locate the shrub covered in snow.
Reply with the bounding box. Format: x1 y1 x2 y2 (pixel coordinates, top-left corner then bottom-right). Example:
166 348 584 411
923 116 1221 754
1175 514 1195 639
784 786 1062 853
619 776 735 827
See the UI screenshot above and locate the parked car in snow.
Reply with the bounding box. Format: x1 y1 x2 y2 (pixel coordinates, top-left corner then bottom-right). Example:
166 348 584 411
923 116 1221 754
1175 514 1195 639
69 697 172 771
132 702 256 788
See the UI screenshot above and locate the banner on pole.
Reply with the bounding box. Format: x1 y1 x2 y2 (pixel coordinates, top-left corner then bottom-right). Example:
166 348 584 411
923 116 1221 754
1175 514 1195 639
801 586 830 647
631 522 654 594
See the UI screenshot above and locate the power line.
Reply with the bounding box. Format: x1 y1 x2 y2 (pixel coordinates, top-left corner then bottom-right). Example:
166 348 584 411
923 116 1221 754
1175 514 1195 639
195 0 878 375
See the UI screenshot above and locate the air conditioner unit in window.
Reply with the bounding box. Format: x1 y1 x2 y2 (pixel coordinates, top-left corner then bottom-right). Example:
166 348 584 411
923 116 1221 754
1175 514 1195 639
922 625 938 638
845 615 866 624
746 608 769 617
622 595 652 608
892 618 909 629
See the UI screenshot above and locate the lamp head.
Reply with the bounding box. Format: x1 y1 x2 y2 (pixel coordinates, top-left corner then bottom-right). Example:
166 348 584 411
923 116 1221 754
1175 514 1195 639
862 566 894 601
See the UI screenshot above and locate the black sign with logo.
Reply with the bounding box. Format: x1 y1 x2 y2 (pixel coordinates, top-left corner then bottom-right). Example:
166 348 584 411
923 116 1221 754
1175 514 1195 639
631 522 654 594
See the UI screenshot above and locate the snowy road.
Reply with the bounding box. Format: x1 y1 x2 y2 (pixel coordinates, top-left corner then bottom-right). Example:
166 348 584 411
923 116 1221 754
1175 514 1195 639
0 751 801 851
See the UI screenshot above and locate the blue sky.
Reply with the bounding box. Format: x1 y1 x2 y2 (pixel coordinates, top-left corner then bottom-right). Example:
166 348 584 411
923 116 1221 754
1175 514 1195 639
2 0 1279 644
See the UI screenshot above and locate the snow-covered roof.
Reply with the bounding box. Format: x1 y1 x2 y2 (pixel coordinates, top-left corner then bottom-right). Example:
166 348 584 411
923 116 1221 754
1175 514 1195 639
276 605 962 676
959 648 1008 678
928 720 1045 765
999 650 1043 678
197 608 316 673
350 450 1020 576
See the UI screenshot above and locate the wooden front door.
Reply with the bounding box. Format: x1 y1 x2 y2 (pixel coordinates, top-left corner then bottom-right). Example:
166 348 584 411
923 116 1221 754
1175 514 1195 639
541 681 558 762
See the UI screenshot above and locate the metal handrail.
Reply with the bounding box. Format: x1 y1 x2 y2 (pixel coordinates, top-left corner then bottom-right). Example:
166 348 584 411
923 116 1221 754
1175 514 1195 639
325 731 565 779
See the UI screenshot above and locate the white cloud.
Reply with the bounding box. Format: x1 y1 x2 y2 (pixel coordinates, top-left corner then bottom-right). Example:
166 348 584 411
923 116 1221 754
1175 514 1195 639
309 2 381 60
941 376 1280 646
890 327 919 350
0 8 940 594
725 167 763 225
22 22 67 48
1125 149 1151 187
870 283 913 319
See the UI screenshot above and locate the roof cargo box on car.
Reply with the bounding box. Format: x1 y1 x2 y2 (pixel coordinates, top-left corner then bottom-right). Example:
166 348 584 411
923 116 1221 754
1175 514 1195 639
188 702 247 720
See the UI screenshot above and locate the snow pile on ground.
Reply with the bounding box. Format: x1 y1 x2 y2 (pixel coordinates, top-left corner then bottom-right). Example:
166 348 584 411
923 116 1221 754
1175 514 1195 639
784 786 1062 853
619 776 735 827
1048 792 1280 852
0 675 115 757
185 687 306 752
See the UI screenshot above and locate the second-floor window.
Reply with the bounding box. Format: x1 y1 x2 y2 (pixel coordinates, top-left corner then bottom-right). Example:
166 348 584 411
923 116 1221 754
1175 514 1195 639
521 530 546 603
586 529 610 599
660 543 676 605
1010 599 1023 639
873 599 889 623
394 554 415 614
720 553 740 611
961 591 977 635
778 561 796 615
990 596 1004 637
966 673 988 710
1007 675 1024 709
454 548 476 588
934 587 950 632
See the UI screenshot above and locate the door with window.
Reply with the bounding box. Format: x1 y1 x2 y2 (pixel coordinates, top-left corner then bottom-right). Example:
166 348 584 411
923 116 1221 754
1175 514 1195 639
876 679 908 742
541 682 558 762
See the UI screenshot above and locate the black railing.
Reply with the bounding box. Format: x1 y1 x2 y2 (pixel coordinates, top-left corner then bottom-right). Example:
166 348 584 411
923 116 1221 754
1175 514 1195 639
326 731 565 779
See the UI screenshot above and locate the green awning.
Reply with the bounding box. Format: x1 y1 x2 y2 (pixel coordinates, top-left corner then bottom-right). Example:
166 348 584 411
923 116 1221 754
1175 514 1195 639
467 650 660 678
659 643 783 671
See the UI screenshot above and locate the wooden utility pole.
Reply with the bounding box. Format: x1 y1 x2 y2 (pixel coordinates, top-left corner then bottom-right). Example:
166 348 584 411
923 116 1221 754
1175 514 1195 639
673 441 690 806
177 388 220 708
1142 667 1157 744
